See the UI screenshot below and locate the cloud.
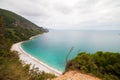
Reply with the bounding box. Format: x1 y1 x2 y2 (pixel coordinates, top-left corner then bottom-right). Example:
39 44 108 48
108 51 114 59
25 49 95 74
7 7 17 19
0 0 120 30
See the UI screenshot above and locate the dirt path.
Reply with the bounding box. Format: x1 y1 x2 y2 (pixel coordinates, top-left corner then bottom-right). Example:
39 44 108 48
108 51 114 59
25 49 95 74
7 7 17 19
52 71 101 80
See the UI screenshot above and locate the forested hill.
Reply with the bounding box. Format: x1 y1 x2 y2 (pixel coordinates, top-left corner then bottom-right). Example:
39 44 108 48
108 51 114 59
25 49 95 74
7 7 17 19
0 8 55 80
0 8 47 30
0 8 48 42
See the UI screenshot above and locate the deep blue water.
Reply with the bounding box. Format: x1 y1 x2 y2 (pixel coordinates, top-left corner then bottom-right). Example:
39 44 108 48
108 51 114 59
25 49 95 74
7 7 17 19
21 30 120 72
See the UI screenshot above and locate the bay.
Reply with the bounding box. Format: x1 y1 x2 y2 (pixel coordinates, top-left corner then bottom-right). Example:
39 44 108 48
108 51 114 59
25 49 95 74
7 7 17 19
21 30 120 72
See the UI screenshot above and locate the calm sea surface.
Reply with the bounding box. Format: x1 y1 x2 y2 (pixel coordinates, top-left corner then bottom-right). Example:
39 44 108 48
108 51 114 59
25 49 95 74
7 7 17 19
21 30 120 72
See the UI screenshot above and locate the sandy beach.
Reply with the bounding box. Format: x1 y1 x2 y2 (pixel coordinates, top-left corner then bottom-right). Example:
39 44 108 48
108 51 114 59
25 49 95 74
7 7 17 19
11 41 62 76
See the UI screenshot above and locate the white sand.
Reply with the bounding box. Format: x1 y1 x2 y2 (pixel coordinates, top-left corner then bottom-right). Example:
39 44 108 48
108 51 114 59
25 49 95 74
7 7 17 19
11 41 62 76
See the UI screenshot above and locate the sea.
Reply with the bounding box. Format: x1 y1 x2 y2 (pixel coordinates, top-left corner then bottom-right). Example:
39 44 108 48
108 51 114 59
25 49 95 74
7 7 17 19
21 30 120 72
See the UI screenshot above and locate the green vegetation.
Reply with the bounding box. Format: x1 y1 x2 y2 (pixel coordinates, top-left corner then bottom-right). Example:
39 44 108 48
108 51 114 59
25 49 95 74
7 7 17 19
0 8 55 80
65 51 120 80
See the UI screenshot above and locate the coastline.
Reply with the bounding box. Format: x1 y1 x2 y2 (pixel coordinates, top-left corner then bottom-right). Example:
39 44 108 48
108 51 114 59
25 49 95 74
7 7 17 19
29 34 41 40
11 37 62 76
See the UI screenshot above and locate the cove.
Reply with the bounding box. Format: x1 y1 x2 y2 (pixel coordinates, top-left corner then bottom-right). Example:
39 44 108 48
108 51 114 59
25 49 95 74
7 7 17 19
21 30 120 72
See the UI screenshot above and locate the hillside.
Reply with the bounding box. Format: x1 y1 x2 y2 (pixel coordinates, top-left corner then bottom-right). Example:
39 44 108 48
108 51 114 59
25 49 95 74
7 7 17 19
65 52 120 80
0 8 55 80
0 8 47 30
0 8 48 42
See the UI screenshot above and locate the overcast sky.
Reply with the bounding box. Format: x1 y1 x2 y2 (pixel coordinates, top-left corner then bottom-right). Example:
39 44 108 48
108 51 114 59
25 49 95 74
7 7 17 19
0 0 120 30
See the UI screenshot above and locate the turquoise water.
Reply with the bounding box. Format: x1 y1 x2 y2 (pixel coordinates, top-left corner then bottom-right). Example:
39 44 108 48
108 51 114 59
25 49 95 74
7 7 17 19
21 30 120 72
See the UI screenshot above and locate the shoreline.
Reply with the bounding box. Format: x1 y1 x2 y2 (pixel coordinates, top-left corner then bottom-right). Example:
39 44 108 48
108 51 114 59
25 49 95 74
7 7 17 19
11 39 62 76
29 34 41 40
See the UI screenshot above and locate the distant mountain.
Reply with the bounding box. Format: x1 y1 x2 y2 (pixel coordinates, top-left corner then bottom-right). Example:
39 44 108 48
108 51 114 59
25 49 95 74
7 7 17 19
0 8 48 42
